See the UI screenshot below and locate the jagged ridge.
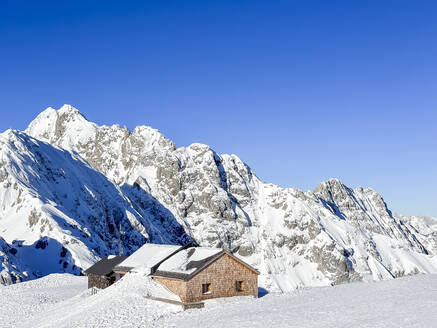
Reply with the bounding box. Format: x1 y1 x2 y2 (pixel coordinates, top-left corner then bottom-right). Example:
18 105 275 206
0 104 436 290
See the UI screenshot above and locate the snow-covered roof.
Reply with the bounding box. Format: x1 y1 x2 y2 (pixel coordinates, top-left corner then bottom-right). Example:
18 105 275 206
115 244 258 280
85 255 127 276
154 247 224 280
116 244 183 271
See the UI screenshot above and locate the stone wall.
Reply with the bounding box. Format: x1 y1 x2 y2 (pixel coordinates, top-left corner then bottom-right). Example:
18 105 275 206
153 253 258 303
87 273 114 289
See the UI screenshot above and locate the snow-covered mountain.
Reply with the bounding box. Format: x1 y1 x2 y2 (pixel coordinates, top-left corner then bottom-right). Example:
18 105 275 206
1 104 436 291
0 128 191 284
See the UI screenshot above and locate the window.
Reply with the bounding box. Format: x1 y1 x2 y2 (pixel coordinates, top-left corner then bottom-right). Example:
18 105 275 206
202 283 211 294
235 280 244 292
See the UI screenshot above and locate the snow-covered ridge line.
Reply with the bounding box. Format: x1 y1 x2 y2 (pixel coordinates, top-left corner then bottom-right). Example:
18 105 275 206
0 104 436 292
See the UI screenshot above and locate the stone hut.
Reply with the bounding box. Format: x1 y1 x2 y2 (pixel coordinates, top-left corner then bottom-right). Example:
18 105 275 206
84 255 127 289
114 244 259 304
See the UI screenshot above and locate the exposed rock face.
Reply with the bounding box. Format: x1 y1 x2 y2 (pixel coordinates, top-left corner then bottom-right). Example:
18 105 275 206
1 104 436 291
0 237 25 285
395 214 437 256
0 129 191 282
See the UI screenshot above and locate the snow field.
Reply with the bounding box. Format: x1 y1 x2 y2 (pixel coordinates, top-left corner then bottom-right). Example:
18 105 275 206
1 273 437 328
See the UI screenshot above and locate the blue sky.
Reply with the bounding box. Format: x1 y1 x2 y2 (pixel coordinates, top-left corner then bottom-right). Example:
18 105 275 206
1 1 436 216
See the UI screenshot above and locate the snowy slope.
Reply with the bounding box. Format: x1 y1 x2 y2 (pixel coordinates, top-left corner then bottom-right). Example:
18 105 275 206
159 274 437 328
0 273 182 328
0 274 86 327
1 104 436 291
1 272 436 327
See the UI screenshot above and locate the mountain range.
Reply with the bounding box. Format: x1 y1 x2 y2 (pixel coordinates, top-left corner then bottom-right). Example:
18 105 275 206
1 104 436 291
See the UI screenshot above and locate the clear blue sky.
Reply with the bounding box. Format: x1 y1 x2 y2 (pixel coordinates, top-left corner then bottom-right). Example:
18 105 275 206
1 1 436 216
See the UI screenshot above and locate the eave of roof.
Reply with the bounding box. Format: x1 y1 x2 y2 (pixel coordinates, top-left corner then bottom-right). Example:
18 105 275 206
113 266 132 273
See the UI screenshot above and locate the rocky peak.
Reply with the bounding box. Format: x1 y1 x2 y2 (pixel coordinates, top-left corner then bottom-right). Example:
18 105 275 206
26 105 173 152
314 178 352 205
57 104 82 115
25 105 177 184
26 104 88 131
314 178 391 220
25 104 96 146
315 178 346 191
131 125 176 152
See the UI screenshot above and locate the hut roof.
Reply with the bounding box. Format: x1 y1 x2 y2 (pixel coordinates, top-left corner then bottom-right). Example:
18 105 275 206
115 243 184 273
153 247 259 281
85 255 127 276
112 242 259 280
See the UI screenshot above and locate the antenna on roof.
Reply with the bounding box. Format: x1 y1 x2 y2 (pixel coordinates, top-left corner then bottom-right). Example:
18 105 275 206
118 223 124 256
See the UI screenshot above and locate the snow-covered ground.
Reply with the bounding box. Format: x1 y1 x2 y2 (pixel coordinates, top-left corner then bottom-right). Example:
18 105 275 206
1 273 436 328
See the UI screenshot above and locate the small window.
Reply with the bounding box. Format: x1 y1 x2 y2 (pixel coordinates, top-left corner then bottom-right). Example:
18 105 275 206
202 283 211 294
235 280 244 292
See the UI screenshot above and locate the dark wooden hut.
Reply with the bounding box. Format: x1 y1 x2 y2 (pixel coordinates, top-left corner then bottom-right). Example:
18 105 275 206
85 255 127 289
